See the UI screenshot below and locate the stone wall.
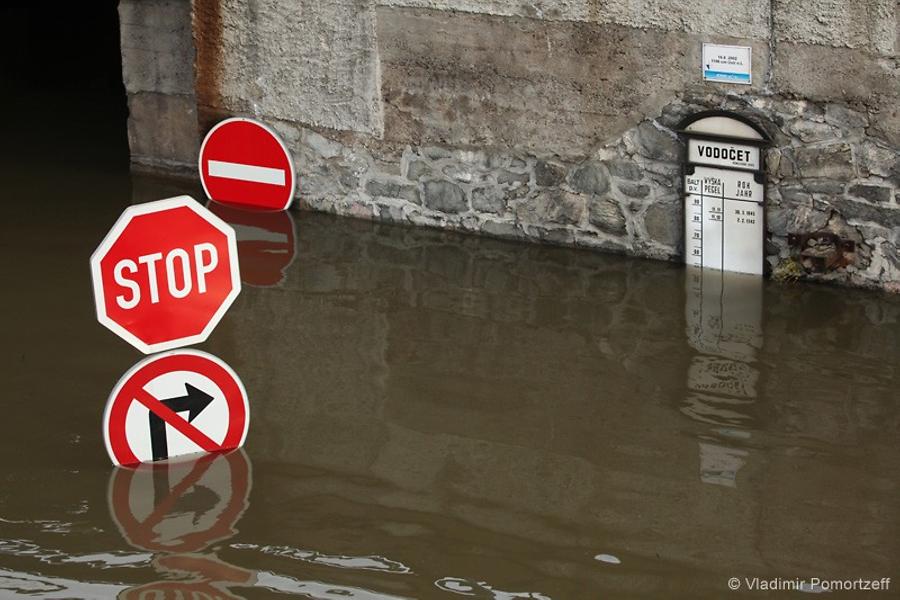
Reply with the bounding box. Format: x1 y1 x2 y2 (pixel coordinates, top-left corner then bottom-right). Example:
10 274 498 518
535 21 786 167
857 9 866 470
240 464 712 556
119 0 900 291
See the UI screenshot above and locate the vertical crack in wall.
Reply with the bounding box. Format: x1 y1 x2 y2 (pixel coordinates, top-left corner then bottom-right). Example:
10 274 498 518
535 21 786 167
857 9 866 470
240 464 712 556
764 0 776 93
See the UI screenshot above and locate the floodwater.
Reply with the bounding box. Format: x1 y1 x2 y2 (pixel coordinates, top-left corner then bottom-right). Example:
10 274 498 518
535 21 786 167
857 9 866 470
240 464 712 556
2 107 900 600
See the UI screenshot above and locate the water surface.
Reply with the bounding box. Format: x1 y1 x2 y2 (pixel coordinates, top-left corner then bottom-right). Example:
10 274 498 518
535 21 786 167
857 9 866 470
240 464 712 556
1 141 899 599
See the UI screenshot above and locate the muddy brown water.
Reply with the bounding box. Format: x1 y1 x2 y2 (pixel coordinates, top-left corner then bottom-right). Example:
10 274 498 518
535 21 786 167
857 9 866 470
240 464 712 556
1 129 900 599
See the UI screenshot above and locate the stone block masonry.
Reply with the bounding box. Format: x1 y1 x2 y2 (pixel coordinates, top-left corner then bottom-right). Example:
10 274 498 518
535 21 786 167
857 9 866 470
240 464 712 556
119 0 900 292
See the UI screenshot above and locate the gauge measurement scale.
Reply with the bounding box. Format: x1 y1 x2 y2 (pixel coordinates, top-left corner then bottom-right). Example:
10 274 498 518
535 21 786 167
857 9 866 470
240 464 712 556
685 167 763 275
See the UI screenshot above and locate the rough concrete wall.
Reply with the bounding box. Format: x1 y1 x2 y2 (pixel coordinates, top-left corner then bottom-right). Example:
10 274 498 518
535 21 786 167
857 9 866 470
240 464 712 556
119 0 200 171
193 0 383 135
121 0 900 291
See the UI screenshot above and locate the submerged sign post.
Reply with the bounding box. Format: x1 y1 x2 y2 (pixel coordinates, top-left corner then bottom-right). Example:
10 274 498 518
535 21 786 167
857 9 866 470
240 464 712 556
679 112 769 276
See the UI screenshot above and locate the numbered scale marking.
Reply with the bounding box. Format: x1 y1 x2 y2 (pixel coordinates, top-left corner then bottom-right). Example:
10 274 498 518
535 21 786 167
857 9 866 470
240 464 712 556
685 166 763 276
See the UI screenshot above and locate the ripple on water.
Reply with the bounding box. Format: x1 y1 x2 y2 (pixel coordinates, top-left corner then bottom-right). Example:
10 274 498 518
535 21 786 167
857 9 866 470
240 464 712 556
231 542 412 573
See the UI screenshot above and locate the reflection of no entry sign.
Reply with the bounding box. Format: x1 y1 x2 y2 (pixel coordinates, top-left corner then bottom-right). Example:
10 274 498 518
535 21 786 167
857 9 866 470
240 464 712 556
200 118 296 211
109 450 251 553
103 350 249 466
207 201 298 287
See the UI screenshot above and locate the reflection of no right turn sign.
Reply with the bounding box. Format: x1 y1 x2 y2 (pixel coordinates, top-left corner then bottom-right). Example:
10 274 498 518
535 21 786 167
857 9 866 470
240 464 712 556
108 450 251 553
103 350 249 466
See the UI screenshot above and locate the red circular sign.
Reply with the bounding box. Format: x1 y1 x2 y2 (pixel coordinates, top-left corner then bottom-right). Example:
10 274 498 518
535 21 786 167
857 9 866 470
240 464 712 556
103 350 249 466
90 196 241 354
199 118 296 211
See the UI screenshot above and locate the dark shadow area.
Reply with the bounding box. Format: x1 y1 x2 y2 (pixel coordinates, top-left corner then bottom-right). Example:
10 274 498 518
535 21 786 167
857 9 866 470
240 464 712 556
0 3 128 170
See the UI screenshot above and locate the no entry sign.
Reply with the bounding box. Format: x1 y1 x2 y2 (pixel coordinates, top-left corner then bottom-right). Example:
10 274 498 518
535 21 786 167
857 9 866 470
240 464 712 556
90 196 241 354
103 350 249 466
200 117 296 211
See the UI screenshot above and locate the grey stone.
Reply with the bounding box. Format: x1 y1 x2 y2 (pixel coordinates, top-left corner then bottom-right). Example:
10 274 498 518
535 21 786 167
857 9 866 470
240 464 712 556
398 185 421 204
471 187 506 214
848 184 892 204
787 119 837 143
481 220 520 239
617 182 651 198
422 146 451 160
423 180 468 213
497 170 530 186
803 179 846 195
633 121 681 162
407 160 432 180
825 104 869 130
517 190 586 226
534 227 576 246
589 197 627 235
534 161 567 187
366 179 421 204
856 141 900 184
644 200 682 248
606 160 644 181
365 180 400 198
570 162 610 195
830 198 900 228
780 184 813 205
794 144 855 179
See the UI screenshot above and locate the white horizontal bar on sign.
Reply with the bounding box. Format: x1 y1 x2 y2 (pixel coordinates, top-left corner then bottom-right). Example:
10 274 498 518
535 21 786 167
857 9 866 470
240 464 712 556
208 160 286 186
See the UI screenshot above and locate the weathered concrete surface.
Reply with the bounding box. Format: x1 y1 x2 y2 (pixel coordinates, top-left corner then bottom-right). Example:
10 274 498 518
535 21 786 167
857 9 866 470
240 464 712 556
377 8 769 154
125 93 200 169
380 0 773 39
193 0 383 136
119 0 196 95
774 0 898 55
119 0 200 170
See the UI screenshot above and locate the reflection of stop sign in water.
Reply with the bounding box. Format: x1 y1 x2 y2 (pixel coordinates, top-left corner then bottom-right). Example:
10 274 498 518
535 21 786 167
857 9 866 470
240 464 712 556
90 196 241 354
208 202 297 287
199 118 296 211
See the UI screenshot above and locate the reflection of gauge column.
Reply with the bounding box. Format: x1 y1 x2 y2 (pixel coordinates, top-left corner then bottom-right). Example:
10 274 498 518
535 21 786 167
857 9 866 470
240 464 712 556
684 270 763 487
107 449 252 554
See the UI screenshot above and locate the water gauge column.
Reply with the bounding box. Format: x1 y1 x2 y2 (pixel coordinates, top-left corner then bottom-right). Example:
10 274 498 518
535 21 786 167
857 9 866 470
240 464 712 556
677 111 770 276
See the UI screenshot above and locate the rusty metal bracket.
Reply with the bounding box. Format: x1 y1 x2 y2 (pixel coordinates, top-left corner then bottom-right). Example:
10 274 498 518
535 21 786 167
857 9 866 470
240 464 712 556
788 232 856 272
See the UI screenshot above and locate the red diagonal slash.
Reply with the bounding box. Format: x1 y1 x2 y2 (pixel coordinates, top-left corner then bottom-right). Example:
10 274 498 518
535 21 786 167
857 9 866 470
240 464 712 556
134 388 220 453
141 455 214 533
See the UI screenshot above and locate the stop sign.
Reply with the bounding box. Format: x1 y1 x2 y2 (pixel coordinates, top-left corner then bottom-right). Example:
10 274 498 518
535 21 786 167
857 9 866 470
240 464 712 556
90 196 241 354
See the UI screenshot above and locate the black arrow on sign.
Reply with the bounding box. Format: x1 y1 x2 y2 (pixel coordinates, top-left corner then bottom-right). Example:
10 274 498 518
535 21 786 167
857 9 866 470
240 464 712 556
148 384 215 461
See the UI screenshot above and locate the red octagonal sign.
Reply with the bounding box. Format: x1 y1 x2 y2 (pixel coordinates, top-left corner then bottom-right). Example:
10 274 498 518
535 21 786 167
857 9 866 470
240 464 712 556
91 196 241 354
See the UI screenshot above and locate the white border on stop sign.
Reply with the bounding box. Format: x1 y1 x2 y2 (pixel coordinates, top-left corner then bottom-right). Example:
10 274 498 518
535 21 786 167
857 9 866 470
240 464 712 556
90 195 242 354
